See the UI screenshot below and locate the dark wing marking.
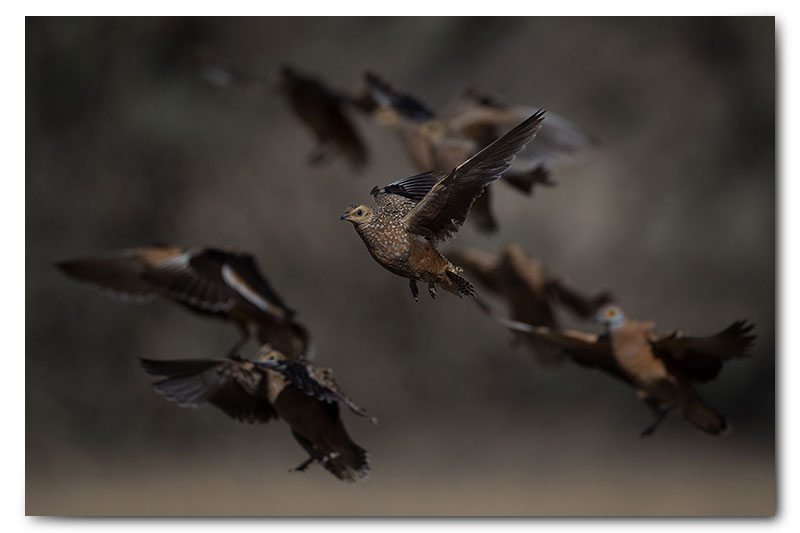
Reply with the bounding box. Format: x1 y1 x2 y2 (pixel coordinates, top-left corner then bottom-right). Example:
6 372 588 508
403 110 545 243
371 171 440 203
255 359 376 424
140 357 276 424
220 252 295 318
142 248 292 319
363 71 436 120
651 320 756 382
141 249 235 312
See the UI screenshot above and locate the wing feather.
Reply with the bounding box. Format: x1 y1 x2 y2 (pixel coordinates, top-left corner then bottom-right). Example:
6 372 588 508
140 357 277 424
402 110 545 243
651 320 756 382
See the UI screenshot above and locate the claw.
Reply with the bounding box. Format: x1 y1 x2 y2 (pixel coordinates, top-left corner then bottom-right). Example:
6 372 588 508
409 279 419 302
428 282 437 299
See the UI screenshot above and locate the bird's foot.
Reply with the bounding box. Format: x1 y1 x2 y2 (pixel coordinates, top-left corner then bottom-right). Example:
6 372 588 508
289 456 315 473
428 282 437 299
409 279 419 302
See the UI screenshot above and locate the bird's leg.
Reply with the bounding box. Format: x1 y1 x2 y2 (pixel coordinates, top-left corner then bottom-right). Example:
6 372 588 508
227 323 251 359
409 279 419 302
428 282 437 300
639 402 675 438
289 456 315 473
307 142 336 166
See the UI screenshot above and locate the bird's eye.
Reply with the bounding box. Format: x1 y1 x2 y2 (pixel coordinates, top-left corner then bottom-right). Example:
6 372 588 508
356 209 363 216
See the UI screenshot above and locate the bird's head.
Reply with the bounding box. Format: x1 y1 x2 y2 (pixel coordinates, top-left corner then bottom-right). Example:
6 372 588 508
596 304 626 329
340 204 374 225
255 345 286 363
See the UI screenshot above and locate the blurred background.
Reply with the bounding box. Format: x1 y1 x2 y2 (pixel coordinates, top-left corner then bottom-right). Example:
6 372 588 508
26 17 775 516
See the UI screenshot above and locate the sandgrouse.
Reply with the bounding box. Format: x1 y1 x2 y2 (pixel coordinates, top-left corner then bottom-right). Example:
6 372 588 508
519 304 756 436
341 111 545 301
57 245 310 359
140 347 374 482
197 53 368 171
447 243 612 363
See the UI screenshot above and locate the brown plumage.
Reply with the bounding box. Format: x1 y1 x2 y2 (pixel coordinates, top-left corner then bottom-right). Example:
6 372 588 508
140 348 373 482
196 52 367 171
442 86 597 191
56 245 310 358
341 112 545 300
516 304 756 436
360 73 594 231
447 244 612 364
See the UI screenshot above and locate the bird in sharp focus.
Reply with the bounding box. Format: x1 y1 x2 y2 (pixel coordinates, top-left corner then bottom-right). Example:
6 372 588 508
446 243 612 364
196 51 368 171
57 245 310 359
341 111 545 301
514 304 756 437
140 347 374 482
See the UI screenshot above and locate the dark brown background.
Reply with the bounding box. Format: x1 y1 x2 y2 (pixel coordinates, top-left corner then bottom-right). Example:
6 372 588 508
26 17 775 515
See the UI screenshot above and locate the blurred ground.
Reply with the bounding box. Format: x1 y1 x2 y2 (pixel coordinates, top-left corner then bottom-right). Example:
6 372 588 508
26 17 775 516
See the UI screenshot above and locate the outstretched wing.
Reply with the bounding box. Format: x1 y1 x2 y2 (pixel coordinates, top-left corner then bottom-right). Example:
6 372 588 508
254 359 377 424
143 247 293 319
444 87 596 171
140 357 277 424
402 110 545 243
56 246 181 301
651 320 756 382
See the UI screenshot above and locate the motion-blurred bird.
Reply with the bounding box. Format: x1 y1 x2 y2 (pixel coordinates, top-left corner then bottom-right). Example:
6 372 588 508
341 111 545 300
517 304 756 436
57 245 310 359
196 52 368 171
359 73 593 232
140 347 373 482
441 86 596 191
447 243 612 363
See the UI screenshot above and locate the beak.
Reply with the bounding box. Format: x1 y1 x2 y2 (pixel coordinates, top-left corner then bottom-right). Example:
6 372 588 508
339 215 347 221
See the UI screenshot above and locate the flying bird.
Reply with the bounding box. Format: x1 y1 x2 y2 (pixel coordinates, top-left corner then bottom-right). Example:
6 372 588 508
56 245 310 359
359 73 593 232
516 304 756 436
441 86 597 192
341 111 545 300
140 347 373 482
447 243 612 363
196 52 368 171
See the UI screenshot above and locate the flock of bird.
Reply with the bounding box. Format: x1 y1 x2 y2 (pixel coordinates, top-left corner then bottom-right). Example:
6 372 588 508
56 55 757 483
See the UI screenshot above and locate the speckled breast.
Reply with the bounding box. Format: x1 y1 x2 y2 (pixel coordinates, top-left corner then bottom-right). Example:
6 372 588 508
356 212 412 274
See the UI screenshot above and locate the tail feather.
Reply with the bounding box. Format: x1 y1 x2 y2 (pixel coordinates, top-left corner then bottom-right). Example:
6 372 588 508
291 431 370 483
446 270 476 298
